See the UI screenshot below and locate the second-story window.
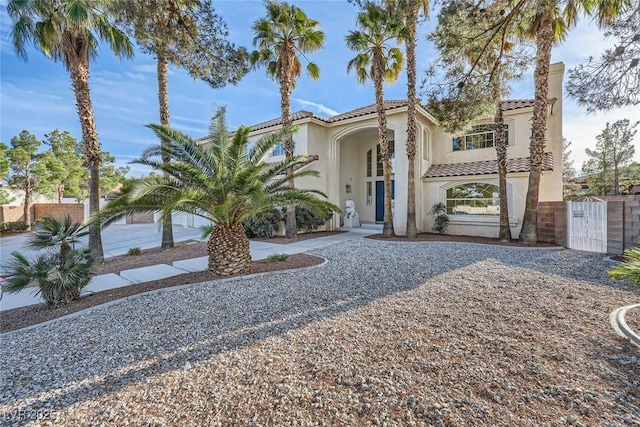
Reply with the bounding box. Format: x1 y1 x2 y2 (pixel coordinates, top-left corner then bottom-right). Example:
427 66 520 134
272 140 295 157
452 124 508 151
273 143 285 156
376 140 395 176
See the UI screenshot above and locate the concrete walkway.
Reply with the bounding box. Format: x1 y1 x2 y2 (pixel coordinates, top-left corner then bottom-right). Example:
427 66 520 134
0 225 381 311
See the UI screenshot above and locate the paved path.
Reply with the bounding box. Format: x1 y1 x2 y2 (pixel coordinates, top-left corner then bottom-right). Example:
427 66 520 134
0 224 381 311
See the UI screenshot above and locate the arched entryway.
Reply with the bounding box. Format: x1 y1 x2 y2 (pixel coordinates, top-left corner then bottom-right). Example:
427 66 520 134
329 125 396 228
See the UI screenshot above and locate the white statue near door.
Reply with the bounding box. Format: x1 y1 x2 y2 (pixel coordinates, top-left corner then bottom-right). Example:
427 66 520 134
344 199 360 227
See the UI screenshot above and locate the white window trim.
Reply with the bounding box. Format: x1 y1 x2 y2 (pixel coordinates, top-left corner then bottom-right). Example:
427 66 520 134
451 119 515 152
440 180 518 226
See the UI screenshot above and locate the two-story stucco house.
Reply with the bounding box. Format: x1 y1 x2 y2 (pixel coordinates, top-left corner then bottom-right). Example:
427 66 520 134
244 62 564 238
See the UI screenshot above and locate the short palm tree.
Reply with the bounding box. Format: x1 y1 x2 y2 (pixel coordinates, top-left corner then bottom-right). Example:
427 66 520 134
29 215 90 262
98 108 337 276
346 3 405 237
7 0 134 261
2 215 95 307
251 0 325 239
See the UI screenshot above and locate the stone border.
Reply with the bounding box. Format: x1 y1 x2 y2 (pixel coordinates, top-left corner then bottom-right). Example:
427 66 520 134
610 303 640 348
1 257 328 337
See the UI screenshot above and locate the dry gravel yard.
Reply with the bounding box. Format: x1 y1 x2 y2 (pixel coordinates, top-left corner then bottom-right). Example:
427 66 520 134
1 240 639 426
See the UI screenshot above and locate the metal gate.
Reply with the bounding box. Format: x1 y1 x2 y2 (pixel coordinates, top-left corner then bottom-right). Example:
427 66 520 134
567 201 607 253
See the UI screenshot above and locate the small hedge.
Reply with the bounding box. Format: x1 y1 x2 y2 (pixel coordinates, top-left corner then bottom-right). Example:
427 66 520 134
243 208 285 238
0 221 28 234
296 206 333 233
242 205 334 238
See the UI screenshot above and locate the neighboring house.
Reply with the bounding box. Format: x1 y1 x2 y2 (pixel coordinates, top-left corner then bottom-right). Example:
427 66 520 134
222 62 565 238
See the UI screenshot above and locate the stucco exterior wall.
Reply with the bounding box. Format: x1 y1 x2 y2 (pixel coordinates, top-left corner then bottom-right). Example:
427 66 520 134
422 173 529 238
419 63 565 238
247 63 564 238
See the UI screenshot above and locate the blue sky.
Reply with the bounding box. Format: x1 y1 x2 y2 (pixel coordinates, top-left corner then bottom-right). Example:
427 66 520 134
1 0 638 177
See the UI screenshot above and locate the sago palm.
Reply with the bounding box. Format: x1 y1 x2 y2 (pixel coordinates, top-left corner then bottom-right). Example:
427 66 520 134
7 0 134 261
110 0 249 250
98 107 337 276
346 3 405 237
250 0 325 239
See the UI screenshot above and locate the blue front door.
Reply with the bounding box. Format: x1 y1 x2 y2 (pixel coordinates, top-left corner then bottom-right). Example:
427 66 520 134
375 180 394 222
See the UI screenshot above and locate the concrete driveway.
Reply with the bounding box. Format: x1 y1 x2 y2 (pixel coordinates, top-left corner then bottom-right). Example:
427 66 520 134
0 223 205 269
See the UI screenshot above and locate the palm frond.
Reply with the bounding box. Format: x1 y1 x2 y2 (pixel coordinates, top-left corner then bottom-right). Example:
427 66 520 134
97 107 334 232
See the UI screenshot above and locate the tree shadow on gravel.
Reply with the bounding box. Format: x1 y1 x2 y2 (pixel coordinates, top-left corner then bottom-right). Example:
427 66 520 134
2 239 637 420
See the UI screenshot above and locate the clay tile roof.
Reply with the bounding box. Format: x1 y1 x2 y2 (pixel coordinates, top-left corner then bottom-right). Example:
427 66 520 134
250 110 323 132
501 98 557 111
325 100 408 123
422 153 554 179
246 97 556 133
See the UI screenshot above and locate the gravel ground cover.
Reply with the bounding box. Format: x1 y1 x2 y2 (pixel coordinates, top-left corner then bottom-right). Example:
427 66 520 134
1 240 639 426
624 306 640 337
0 254 323 334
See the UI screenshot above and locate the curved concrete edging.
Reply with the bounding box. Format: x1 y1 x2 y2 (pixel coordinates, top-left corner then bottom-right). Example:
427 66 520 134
1 256 329 338
610 303 640 348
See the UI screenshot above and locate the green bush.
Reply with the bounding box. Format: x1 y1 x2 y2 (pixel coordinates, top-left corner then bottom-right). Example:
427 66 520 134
127 247 142 256
0 221 28 234
265 253 289 262
430 202 449 234
296 206 333 233
242 208 284 238
609 247 640 285
1 215 95 307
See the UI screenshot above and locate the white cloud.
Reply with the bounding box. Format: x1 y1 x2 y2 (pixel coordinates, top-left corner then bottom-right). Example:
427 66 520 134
132 64 157 74
172 115 209 126
295 98 339 117
125 72 146 81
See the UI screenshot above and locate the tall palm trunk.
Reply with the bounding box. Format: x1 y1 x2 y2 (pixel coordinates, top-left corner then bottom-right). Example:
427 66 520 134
520 9 553 244
69 60 103 261
207 223 251 275
280 49 297 239
157 54 174 249
57 185 64 203
405 6 418 239
23 180 32 227
373 54 396 238
494 98 512 241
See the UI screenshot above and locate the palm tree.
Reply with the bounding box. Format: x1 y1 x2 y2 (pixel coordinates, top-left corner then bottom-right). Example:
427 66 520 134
3 215 95 307
518 0 629 243
386 0 428 238
98 108 337 276
346 3 405 238
7 0 134 261
250 0 325 239
110 0 249 250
